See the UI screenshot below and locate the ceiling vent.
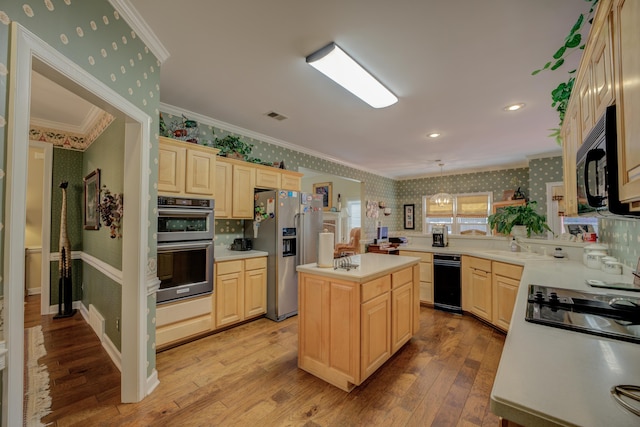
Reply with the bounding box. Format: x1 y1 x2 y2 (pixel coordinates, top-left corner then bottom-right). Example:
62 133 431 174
265 111 288 121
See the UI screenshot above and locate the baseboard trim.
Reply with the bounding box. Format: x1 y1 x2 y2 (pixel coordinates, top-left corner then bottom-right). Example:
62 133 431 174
78 302 122 371
146 369 160 395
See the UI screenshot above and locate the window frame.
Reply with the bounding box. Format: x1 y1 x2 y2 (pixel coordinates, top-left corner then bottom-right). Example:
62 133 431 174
422 192 492 235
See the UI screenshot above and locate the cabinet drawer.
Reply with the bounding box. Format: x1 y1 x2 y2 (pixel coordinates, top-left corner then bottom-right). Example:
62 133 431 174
362 275 391 302
216 260 243 275
245 256 267 271
492 261 523 280
399 251 433 263
392 267 413 289
469 256 492 272
156 315 212 347
156 295 212 327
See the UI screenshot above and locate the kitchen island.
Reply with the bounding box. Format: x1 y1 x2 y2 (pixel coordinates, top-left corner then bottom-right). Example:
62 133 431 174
296 253 420 391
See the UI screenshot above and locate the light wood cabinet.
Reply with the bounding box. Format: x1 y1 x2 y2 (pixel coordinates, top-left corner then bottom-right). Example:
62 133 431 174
156 294 213 350
492 262 523 331
215 257 267 329
298 262 418 392
577 66 594 138
158 136 218 198
399 251 433 304
462 256 523 331
281 171 302 191
468 257 492 322
562 100 581 216
591 10 615 122
613 0 640 208
255 167 281 189
215 157 255 219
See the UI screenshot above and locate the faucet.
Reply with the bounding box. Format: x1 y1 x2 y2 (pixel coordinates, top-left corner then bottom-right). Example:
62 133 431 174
512 238 531 252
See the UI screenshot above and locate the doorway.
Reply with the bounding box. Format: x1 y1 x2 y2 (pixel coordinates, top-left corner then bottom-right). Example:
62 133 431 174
4 23 151 426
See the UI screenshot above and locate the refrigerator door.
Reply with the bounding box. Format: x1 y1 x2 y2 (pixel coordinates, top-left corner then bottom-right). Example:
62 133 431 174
299 193 324 265
275 191 299 321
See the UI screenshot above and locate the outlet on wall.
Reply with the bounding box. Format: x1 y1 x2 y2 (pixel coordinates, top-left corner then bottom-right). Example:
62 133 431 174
115 317 120 331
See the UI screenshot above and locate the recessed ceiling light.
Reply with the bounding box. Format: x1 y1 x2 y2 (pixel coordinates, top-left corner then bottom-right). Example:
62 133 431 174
504 103 525 111
428 133 441 138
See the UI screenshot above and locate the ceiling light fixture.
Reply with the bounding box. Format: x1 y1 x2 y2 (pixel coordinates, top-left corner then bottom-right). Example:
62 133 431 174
306 42 398 109
430 163 453 207
504 103 525 111
428 133 441 138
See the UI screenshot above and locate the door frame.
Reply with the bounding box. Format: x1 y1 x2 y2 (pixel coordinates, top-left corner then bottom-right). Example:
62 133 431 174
3 23 151 426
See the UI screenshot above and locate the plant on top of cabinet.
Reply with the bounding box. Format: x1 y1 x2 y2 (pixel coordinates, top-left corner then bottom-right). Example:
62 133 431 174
214 135 254 159
531 0 599 143
488 201 552 237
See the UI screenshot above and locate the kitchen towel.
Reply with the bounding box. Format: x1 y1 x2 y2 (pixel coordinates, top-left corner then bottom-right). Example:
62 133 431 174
318 231 334 268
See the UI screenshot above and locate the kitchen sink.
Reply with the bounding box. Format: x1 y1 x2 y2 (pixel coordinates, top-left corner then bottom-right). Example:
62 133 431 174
481 250 552 261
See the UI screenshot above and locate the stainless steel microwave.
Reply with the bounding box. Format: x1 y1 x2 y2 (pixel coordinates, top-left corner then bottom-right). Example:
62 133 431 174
576 105 639 216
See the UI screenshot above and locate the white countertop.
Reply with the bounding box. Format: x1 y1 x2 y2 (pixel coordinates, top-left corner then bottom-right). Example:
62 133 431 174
490 259 640 426
296 253 420 283
214 247 268 262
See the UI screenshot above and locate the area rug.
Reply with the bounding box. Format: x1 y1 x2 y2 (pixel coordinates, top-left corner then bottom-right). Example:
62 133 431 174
24 325 52 427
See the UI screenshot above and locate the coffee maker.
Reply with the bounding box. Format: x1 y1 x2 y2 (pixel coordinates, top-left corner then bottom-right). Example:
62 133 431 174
432 225 448 247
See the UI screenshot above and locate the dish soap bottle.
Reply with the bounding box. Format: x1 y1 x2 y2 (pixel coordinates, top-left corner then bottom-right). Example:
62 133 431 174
510 238 518 252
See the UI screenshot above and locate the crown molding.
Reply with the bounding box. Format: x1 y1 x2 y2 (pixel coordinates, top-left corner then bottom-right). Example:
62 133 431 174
159 102 395 179
526 149 563 160
397 161 531 181
108 0 170 63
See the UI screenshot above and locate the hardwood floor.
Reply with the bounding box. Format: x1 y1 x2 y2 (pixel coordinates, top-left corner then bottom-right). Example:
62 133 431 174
25 296 505 426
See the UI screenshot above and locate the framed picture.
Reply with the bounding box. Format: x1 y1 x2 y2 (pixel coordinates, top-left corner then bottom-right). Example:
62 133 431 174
84 169 100 230
404 204 415 229
313 182 332 211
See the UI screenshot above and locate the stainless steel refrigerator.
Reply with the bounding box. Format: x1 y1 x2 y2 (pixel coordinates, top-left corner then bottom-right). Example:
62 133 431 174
246 190 324 321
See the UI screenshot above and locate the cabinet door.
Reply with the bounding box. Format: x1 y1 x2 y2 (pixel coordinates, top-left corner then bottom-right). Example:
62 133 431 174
232 164 256 218
244 267 266 318
492 274 520 331
281 173 301 191
158 143 185 195
562 100 581 216
255 168 281 189
361 292 391 380
613 0 640 208
578 67 594 138
391 282 413 353
470 268 492 322
215 160 232 218
185 149 215 196
592 12 615 121
216 271 243 328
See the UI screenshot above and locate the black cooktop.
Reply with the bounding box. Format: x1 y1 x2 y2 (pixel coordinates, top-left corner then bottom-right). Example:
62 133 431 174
525 285 640 344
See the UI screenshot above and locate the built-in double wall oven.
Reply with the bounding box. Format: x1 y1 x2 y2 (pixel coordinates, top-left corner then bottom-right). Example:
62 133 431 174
156 196 214 304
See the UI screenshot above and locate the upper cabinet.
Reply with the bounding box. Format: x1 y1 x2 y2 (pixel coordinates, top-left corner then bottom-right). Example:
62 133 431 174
562 0 640 211
158 137 218 198
612 0 640 209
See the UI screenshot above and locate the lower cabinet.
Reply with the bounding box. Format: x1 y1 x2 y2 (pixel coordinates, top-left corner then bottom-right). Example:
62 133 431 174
156 294 213 350
399 251 433 304
462 256 523 331
492 262 523 331
216 257 267 329
298 264 418 392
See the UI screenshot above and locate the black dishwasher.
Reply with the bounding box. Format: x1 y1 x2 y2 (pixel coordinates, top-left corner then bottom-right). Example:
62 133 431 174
433 253 462 313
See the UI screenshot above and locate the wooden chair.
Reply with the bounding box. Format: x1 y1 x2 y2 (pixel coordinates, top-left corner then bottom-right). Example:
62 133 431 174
334 227 361 257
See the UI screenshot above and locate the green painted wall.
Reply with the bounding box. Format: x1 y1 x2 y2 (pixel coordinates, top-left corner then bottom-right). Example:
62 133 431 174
0 1 161 379
83 264 122 350
83 119 124 269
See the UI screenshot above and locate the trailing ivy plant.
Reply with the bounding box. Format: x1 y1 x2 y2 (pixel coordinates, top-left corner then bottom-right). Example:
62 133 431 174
532 0 599 144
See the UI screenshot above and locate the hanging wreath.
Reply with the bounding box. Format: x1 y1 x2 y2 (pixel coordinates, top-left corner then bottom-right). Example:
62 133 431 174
99 185 123 239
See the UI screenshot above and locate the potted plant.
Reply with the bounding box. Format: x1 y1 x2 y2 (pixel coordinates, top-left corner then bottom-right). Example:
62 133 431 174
488 201 552 237
213 135 254 160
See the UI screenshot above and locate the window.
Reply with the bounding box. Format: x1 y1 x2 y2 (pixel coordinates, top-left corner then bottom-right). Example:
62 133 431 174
347 200 361 229
423 192 491 234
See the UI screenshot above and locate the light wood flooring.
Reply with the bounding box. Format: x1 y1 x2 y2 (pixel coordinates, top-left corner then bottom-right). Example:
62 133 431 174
24 295 505 426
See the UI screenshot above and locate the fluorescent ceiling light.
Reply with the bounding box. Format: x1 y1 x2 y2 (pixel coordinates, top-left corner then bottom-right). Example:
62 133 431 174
306 42 398 108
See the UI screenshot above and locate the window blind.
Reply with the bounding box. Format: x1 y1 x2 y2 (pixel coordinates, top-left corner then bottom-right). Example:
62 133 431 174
456 194 490 217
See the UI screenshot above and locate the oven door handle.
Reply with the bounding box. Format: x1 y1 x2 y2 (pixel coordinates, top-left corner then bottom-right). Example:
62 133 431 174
158 241 212 252
158 208 212 217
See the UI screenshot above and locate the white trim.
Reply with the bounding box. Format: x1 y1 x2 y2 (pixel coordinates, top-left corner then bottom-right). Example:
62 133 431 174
526 150 563 161
546 181 564 239
25 247 42 254
159 102 390 179
27 288 41 296
79 303 122 372
49 250 83 262
147 276 161 296
108 0 170 63
146 369 160 396
398 162 530 181
5 24 151 426
30 105 104 135
80 252 124 285
48 300 84 316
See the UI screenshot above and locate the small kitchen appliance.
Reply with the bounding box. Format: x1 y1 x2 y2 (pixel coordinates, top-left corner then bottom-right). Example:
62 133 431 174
525 284 640 344
231 238 252 251
432 225 448 247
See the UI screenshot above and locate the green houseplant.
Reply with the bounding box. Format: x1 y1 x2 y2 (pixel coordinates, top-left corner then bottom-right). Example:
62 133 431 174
213 135 254 160
488 201 552 238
